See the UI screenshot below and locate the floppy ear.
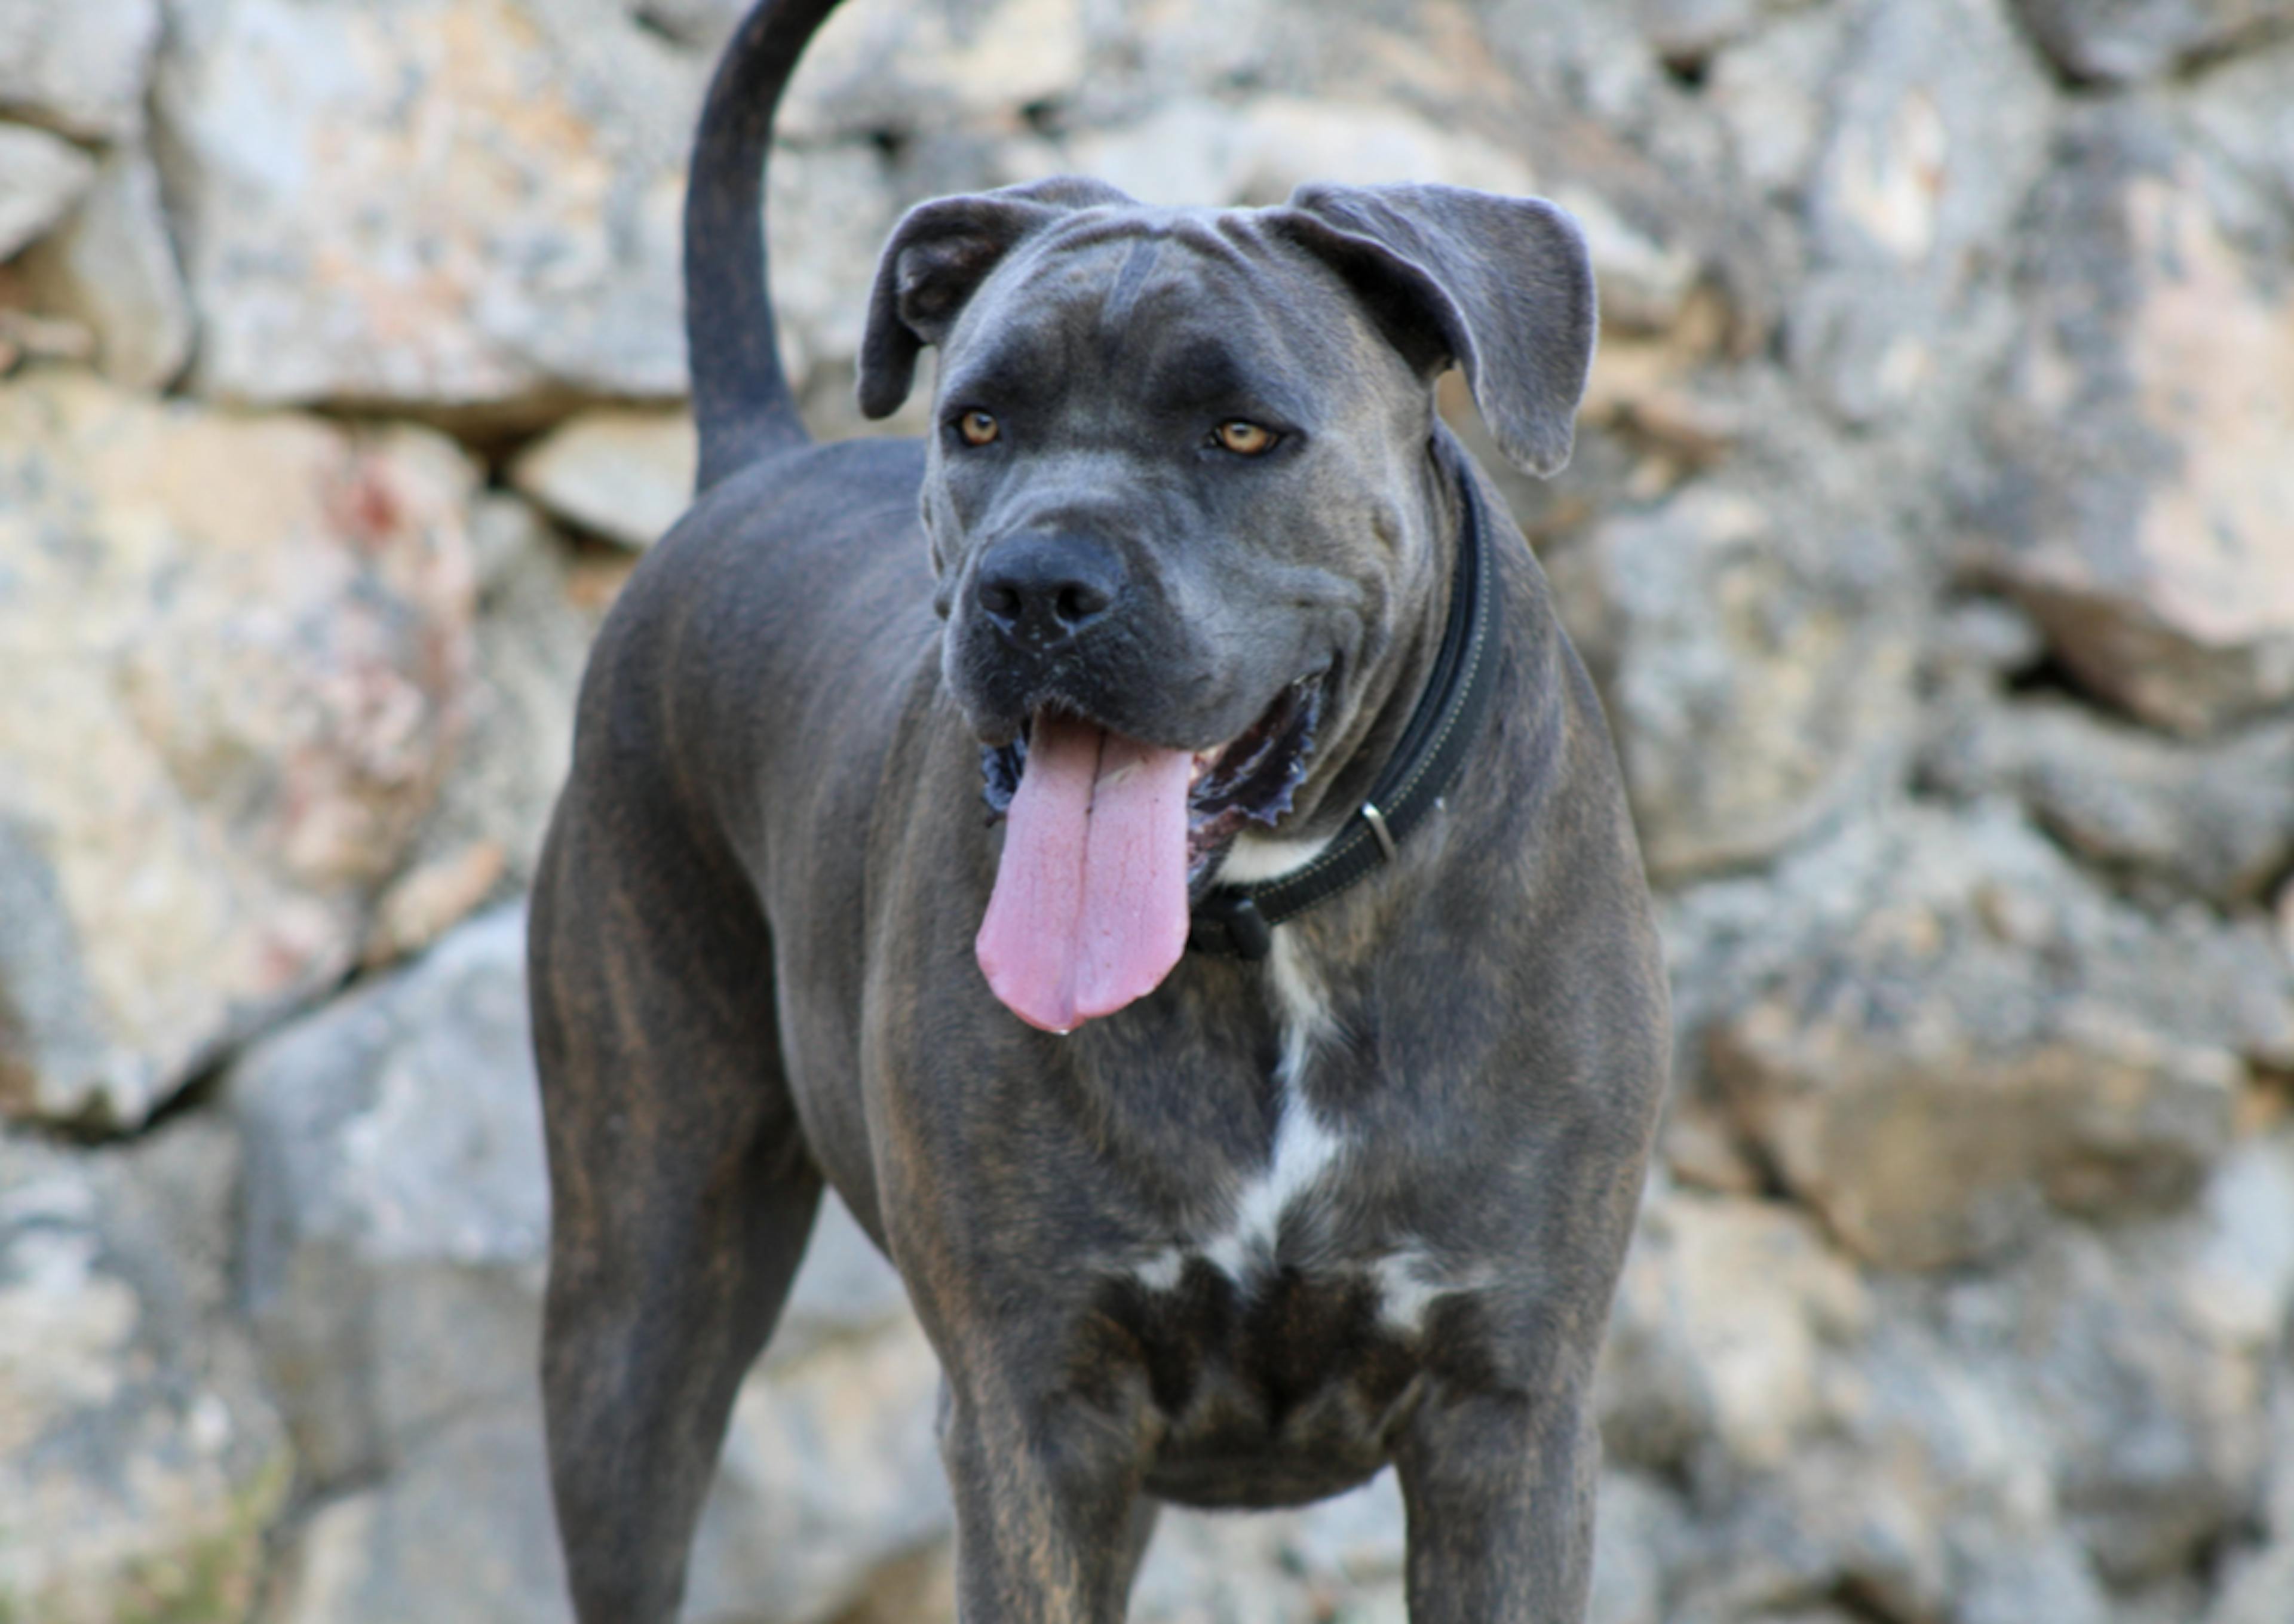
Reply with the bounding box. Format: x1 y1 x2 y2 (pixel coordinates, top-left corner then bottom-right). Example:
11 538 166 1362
857 176 1136 420
1270 182 1596 477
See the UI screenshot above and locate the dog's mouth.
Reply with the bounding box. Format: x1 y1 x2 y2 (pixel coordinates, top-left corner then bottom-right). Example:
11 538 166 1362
972 673 1326 1034
980 671 1326 888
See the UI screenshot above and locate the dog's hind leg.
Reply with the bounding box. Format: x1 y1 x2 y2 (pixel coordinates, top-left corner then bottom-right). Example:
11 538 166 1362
529 793 822 1623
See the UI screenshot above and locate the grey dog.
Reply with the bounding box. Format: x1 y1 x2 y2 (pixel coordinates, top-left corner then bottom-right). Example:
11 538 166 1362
528 0 1670 1617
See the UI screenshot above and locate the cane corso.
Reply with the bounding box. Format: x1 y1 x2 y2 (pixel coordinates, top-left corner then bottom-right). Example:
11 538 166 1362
529 1 1670 1617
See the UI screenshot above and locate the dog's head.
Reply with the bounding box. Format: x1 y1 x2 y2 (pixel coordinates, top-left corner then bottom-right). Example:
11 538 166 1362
856 176 1594 1029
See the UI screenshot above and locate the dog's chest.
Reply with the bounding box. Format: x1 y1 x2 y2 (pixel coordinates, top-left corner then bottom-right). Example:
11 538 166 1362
1091 935 1489 1500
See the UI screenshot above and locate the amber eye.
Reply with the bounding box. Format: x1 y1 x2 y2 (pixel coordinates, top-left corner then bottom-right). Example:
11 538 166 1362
956 409 1000 447
1213 419 1276 456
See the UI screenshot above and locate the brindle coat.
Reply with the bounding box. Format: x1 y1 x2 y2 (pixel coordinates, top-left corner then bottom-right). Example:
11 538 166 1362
529 1 1671 1618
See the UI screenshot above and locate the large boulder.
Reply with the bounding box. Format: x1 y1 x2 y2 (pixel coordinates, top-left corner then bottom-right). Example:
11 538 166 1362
1677 803 2292 1269
0 0 161 139
0 1119 293 1620
1599 1188 1870 1478
1922 693 2294 905
1786 0 2056 429
1561 477 1922 882
363 495 614 965
1967 99 2294 735
156 0 703 415
0 368 477 1129
2013 0 2294 82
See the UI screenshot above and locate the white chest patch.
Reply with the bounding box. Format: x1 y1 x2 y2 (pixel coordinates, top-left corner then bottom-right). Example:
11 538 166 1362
1130 931 1344 1287
1117 894 1490 1337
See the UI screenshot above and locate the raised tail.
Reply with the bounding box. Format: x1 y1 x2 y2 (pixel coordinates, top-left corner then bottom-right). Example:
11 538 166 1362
685 0 845 492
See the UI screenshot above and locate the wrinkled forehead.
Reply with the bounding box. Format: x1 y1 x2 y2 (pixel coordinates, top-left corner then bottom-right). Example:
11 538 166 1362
936 207 1387 412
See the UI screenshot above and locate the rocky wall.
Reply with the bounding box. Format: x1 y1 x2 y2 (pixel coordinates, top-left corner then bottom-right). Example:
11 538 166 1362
1 0 2290 1619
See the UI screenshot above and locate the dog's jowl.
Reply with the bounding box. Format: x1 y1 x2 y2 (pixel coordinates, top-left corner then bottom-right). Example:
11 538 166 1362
528 1 1671 1617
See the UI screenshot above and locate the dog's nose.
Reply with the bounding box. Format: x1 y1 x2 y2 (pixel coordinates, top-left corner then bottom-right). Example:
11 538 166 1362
974 534 1123 653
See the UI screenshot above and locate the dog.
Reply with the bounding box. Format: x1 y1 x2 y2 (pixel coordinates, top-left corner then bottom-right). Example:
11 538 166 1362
528 0 1671 1617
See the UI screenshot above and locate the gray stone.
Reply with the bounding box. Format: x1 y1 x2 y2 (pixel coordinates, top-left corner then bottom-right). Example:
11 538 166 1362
16 140 192 390
1936 1132 2294 1582
683 1318 949 1624
1599 1188 1870 1477
369 498 609 963
1566 478 1921 882
0 0 161 138
775 0 1085 143
1969 102 2294 735
157 0 703 414
1922 694 2294 904
2181 38 2294 223
265 1398 570 1624
1787 0 2056 427
509 406 695 549
0 1119 292 1620
1698 803 2289 1268
2209 1542 2294 1624
1706 5 1852 200
0 369 479 1129
1130 1474 1408 1623
2014 0 2294 83
1634 0 1819 66
230 904 548 1486
0 119 91 257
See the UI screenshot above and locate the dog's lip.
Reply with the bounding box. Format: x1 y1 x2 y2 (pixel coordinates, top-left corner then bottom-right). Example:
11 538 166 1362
978 672 1329 887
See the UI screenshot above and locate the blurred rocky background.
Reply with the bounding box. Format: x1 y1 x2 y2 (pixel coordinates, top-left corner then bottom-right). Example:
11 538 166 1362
2 0 2291 1617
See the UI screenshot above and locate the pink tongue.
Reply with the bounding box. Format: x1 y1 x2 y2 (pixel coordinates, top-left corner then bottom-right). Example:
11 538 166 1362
976 714 1195 1033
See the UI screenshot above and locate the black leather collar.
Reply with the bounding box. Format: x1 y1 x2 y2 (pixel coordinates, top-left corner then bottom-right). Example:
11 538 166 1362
1188 462 1499 960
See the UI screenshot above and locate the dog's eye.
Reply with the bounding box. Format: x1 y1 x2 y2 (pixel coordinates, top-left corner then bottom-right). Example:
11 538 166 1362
955 410 1001 447
1213 420 1277 456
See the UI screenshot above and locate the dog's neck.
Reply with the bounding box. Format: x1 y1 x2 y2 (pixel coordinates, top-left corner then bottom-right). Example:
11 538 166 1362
1188 433 1495 959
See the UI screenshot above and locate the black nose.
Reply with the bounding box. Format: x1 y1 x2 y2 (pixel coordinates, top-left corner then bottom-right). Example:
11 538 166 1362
974 533 1124 653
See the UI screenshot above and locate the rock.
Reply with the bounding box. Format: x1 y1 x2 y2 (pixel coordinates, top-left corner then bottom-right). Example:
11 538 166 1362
0 1119 293 1620
1565 478 1921 881
2013 0 2294 83
509 407 695 549
1599 1189 1870 1477
1922 694 2294 904
1786 0 2055 427
1065 93 1538 209
1937 1133 2294 1583
1130 1475 1408 1623
0 0 161 139
1705 5 1851 200
0 369 478 1129
1634 0 1818 67
229 905 548 1486
2210 1545 2294 1624
777 0 1087 142
368 496 607 963
2205 1382 2294 1622
234 905 947 1623
1680 803 2292 1268
683 1321 950 1624
1968 103 2294 735
0 119 94 257
264 1396 568 1624
16 141 194 390
157 0 705 415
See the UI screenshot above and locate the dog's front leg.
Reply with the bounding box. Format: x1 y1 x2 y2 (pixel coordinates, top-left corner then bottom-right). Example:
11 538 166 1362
938 1377 1151 1624
1395 1388 1600 1622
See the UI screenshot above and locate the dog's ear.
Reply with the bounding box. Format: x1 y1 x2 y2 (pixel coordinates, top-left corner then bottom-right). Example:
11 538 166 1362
857 176 1134 420
1271 182 1596 477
